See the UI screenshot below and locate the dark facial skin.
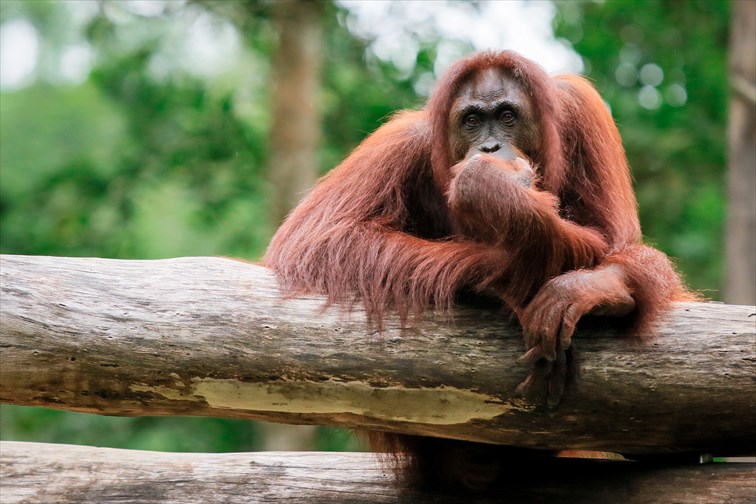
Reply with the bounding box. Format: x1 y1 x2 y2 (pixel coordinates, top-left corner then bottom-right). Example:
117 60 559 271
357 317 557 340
448 67 541 167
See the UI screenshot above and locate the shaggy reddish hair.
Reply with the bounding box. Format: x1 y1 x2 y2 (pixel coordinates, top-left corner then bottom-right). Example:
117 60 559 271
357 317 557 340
265 51 686 332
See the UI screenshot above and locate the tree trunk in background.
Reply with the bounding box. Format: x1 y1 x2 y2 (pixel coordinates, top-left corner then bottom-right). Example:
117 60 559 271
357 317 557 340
725 1 756 305
268 0 323 226
264 0 323 450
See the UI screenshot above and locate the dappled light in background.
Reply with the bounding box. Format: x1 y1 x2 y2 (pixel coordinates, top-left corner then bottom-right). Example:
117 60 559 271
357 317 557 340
338 0 582 94
0 18 38 89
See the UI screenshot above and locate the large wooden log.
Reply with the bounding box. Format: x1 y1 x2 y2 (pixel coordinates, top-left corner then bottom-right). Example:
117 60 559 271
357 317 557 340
1 254 754 454
1 441 754 504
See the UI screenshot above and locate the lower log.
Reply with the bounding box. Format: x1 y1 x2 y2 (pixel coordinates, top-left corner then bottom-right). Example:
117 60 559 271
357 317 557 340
0 442 754 504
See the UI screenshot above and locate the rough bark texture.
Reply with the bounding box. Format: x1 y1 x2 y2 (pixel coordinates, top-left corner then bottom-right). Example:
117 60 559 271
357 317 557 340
1 441 754 504
1 254 755 455
725 0 756 304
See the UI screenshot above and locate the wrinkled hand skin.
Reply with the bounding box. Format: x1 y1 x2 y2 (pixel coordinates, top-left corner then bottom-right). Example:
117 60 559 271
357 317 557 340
515 266 636 406
450 153 535 190
448 154 542 244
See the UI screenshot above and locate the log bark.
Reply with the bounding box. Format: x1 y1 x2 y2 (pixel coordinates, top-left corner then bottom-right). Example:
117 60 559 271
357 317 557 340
1 441 754 504
1 254 755 454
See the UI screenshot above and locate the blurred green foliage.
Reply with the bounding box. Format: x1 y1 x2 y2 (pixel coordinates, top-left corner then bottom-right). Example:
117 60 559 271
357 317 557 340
0 406 258 452
0 0 729 453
